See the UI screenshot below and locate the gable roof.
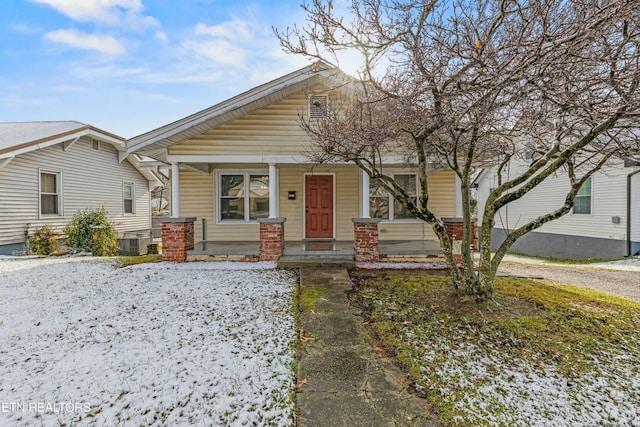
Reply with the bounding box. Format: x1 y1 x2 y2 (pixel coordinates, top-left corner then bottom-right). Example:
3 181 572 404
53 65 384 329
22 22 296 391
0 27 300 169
0 121 165 183
0 121 126 159
127 63 354 158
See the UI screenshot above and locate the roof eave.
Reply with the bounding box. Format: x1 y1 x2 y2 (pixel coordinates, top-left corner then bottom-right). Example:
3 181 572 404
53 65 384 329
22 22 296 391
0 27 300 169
0 125 126 159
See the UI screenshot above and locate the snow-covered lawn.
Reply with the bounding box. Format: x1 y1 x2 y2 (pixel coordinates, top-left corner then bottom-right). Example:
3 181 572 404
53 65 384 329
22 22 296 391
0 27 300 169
0 258 297 426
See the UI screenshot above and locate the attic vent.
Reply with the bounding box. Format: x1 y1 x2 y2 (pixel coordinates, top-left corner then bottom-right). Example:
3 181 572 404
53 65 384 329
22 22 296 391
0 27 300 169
91 139 100 150
309 95 328 119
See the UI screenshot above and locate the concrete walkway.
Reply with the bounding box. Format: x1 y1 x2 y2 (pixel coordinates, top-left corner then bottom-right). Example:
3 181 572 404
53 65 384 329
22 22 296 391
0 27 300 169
296 267 441 427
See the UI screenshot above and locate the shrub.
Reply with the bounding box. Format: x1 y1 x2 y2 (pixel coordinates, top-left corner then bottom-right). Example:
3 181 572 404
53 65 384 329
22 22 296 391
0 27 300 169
27 224 59 255
64 205 119 256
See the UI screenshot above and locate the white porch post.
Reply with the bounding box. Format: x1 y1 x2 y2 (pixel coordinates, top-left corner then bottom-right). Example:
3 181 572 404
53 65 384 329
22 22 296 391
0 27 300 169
361 169 370 218
268 163 277 218
455 174 463 218
171 162 180 218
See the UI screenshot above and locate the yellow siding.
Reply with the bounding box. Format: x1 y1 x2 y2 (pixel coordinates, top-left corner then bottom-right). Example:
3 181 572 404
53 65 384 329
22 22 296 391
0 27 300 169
377 169 456 240
177 165 456 242
169 94 313 157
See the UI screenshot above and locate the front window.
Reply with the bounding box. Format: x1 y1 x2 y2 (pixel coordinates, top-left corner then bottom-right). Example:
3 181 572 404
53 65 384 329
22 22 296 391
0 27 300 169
573 177 592 214
40 171 61 216
123 182 135 214
370 173 418 220
218 172 269 221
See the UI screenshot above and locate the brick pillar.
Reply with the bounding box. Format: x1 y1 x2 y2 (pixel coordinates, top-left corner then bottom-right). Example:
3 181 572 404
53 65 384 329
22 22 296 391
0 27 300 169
258 218 286 261
442 218 478 263
353 218 381 263
160 217 196 263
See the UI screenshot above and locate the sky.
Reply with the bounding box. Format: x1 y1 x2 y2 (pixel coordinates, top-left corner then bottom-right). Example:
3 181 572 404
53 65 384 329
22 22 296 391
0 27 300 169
0 0 324 138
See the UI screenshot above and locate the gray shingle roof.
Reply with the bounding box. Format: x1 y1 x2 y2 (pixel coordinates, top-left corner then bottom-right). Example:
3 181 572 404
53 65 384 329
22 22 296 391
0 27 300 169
0 121 87 152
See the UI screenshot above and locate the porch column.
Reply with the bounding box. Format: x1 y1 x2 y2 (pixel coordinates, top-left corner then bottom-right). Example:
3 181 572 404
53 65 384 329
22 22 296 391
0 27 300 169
171 162 180 218
160 217 196 263
352 218 381 263
442 217 478 260
269 163 277 218
361 170 370 218
455 174 463 218
258 218 286 261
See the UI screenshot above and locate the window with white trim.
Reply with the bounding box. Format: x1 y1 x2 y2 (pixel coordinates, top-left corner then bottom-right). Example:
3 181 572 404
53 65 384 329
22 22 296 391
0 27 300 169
123 182 135 214
218 172 269 221
40 171 61 216
573 177 592 214
370 174 418 220
91 139 100 150
309 95 328 119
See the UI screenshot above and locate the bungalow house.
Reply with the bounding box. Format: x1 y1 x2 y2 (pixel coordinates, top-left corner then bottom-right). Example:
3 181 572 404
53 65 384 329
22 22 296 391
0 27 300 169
475 158 640 260
128 64 461 262
0 121 160 255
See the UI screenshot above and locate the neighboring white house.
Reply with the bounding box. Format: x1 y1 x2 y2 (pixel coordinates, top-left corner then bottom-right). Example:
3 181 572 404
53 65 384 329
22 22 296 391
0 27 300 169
0 121 160 255
476 158 640 260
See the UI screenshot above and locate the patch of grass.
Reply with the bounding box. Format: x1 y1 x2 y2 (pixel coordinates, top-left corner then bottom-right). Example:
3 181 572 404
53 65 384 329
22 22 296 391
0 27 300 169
350 272 640 426
115 254 162 267
298 284 323 313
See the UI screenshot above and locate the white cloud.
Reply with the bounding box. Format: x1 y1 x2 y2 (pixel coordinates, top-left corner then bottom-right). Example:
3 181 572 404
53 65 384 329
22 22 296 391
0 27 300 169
30 0 159 29
44 29 127 56
181 19 297 70
194 20 252 41
154 31 168 42
11 23 42 35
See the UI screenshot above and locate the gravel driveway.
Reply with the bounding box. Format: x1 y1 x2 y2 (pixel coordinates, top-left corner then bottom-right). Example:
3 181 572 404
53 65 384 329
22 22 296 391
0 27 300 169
497 255 640 302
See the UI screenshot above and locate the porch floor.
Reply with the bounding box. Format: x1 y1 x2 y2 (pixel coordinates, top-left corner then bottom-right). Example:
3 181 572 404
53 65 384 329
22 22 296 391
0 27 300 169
189 240 442 257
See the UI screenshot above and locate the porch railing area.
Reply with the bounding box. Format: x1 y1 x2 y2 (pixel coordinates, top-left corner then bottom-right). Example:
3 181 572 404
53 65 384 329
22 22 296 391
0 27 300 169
158 217 468 264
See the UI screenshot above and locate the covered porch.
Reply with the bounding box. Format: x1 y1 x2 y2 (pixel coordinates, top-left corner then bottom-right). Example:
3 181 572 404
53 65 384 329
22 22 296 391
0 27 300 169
183 237 447 264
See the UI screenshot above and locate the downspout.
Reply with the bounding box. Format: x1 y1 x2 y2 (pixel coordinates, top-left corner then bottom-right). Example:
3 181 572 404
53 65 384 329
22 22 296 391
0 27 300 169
626 168 640 257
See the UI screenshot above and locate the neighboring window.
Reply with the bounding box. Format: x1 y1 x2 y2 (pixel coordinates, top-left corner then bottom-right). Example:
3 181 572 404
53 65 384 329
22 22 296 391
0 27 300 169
370 174 418 220
573 177 592 214
123 182 135 214
218 172 269 221
92 139 100 150
40 171 61 215
309 95 328 119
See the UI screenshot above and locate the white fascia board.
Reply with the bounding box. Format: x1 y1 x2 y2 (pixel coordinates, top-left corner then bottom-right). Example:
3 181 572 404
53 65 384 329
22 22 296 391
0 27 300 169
166 155 308 164
165 154 428 165
2 128 125 159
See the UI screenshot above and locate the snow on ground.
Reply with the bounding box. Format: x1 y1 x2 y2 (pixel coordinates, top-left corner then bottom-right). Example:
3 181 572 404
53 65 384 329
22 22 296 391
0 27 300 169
422 346 640 426
0 258 297 426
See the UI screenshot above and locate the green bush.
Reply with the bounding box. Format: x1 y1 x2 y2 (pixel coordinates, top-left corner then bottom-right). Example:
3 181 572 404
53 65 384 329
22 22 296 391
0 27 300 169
27 224 59 255
63 205 120 256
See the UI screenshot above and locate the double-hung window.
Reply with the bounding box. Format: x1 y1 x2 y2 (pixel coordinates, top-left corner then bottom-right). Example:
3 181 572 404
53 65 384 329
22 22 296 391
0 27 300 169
123 182 135 214
218 172 269 222
370 173 418 220
573 177 592 214
40 171 61 216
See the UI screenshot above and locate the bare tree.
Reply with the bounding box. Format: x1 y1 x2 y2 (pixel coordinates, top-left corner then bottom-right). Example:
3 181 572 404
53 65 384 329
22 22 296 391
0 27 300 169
277 0 640 299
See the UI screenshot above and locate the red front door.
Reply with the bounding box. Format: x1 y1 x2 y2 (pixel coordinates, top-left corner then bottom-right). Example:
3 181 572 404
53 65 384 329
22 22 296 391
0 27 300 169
305 175 334 238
